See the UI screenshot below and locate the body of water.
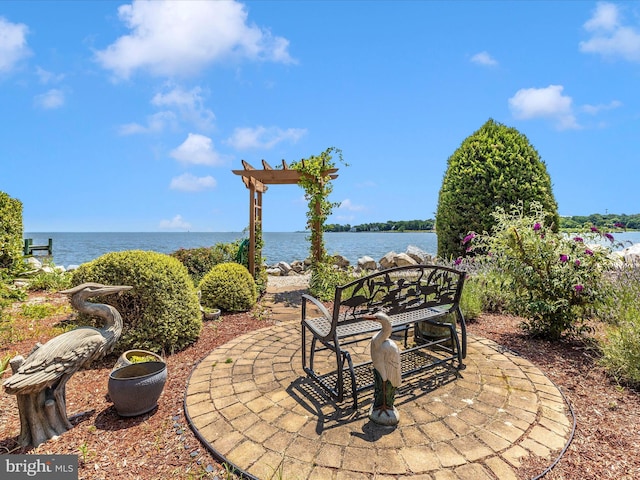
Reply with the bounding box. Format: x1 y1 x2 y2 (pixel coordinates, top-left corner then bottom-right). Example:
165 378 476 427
24 231 440 268
24 231 640 269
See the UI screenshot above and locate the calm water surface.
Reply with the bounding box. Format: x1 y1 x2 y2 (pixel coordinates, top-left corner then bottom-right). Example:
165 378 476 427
24 231 440 268
25 231 640 268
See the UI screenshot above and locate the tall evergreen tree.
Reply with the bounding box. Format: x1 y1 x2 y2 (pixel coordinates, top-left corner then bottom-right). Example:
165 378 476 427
436 119 559 259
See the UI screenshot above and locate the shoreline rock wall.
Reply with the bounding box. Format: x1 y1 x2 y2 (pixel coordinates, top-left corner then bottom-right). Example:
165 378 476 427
265 245 434 276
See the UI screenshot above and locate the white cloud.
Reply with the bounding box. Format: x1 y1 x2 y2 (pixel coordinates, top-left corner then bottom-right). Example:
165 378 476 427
580 2 640 62
170 133 229 166
584 2 620 31
338 199 365 212
34 89 65 109
159 214 191 230
470 51 498 67
35 66 64 84
508 85 579 130
95 0 294 79
119 86 214 135
169 173 216 192
152 86 214 130
226 126 307 150
582 100 622 115
0 17 31 73
356 180 377 188
118 111 178 135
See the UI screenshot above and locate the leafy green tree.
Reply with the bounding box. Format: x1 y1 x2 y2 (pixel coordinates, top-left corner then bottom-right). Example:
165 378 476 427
436 119 559 260
0 191 23 274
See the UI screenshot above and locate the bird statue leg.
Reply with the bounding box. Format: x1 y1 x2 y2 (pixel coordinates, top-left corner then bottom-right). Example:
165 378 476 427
380 378 391 415
372 373 397 416
51 376 74 430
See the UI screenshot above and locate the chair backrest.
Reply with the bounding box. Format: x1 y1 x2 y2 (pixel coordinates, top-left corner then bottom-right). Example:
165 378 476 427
332 264 465 320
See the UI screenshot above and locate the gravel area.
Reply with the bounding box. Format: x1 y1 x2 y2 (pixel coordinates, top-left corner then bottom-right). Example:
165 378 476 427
267 272 310 289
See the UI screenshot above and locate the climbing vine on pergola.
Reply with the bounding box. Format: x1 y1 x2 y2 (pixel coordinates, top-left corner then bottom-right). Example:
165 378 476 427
232 147 341 277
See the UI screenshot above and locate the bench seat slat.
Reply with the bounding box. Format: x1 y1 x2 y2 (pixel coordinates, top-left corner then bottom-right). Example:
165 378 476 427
304 307 449 340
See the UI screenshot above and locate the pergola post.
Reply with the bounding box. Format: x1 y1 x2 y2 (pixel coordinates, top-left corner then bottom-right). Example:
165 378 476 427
248 182 256 276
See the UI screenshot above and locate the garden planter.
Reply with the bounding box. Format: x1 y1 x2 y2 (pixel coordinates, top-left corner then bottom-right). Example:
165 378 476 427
112 349 164 371
108 362 167 417
415 314 455 348
201 307 221 321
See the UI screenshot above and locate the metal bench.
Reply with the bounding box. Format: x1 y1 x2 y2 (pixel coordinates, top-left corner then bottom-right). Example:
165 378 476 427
301 264 466 408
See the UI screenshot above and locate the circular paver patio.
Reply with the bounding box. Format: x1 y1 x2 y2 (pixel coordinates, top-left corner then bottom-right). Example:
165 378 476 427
185 323 573 480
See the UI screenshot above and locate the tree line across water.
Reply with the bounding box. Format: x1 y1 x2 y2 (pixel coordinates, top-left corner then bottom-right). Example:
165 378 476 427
325 213 640 233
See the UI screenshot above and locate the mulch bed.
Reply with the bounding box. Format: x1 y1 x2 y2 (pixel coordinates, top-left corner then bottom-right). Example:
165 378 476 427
1 292 639 479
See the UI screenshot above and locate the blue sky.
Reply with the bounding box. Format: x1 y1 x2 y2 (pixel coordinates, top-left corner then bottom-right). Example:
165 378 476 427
1 1 639 232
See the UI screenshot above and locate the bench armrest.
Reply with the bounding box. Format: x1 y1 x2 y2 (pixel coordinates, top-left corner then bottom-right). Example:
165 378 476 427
301 293 332 322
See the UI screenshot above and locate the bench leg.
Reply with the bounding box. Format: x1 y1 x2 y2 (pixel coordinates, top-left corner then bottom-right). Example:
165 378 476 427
301 324 322 374
456 307 467 359
341 350 359 409
446 322 464 370
301 323 308 370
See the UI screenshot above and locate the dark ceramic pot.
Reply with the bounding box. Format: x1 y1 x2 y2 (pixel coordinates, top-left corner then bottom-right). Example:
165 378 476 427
108 361 167 417
112 349 164 371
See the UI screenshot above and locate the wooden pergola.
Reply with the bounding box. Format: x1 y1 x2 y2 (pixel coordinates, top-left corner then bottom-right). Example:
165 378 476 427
232 159 338 276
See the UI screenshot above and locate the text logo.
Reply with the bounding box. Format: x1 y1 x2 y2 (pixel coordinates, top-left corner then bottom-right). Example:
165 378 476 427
1 455 78 480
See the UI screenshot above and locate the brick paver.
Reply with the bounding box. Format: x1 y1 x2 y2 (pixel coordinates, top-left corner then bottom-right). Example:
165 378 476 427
184 285 573 479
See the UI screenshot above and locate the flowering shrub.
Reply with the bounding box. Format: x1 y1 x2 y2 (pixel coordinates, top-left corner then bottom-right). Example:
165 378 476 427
599 261 640 387
466 202 617 339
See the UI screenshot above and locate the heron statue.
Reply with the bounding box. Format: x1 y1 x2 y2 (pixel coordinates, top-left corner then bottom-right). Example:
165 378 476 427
366 311 402 426
3 282 132 447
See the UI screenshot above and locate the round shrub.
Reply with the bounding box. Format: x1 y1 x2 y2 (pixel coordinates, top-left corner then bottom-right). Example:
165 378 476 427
70 250 202 354
170 241 239 284
436 119 559 260
199 262 257 312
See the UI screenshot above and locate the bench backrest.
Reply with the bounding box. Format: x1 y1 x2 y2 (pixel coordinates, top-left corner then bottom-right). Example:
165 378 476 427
332 264 465 321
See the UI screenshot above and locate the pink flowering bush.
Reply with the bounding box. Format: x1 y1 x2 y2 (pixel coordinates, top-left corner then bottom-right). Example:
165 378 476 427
468 201 617 339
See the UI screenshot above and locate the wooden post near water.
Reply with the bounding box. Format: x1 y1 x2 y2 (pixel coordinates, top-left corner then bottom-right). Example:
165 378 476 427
23 238 53 256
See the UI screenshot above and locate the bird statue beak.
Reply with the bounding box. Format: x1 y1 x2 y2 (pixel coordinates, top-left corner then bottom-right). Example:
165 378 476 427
60 283 133 296
95 285 133 295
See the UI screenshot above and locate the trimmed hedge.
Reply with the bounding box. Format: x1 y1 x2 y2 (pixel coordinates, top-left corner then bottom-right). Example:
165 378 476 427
199 262 257 312
70 250 202 354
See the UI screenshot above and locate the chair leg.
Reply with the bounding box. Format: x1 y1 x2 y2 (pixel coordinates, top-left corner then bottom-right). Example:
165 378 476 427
301 324 308 370
447 323 464 369
341 350 358 409
456 307 467 359
334 343 345 403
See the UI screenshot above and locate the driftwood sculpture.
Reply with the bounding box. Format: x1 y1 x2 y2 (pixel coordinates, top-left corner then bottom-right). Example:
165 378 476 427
3 283 132 447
